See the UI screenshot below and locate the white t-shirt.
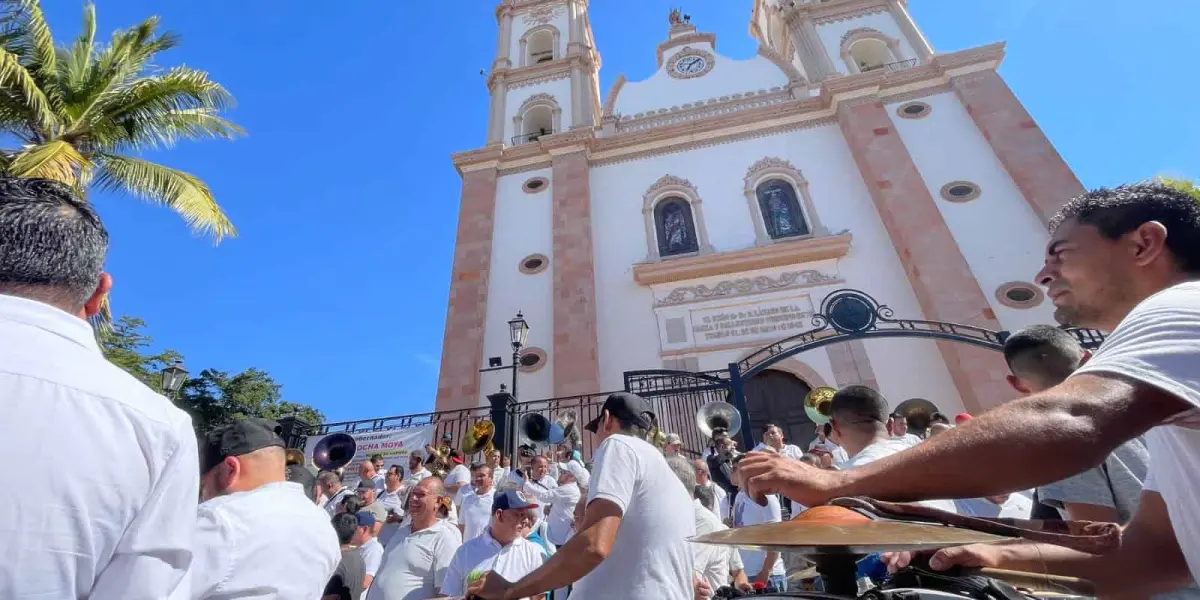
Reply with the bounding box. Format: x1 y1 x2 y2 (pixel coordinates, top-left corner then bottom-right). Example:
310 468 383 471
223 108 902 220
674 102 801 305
369 519 461 600
523 480 582 546
732 493 785 577
753 442 805 460
569 435 695 600
193 481 341 599
693 499 744 596
445 464 471 492
0 294 200 600
459 487 496 542
1071 281 1200 582
846 439 959 514
360 537 385 578
440 530 546 598
700 480 729 521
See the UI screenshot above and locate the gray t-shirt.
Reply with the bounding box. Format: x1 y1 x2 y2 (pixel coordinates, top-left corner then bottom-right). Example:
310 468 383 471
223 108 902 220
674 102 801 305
1037 437 1150 523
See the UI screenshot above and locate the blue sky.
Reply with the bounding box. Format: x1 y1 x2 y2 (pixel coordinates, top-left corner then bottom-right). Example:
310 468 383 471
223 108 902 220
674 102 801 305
45 1 1197 423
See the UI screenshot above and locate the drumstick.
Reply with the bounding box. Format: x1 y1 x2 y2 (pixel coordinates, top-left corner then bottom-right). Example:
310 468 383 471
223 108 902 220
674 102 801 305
973 567 1096 596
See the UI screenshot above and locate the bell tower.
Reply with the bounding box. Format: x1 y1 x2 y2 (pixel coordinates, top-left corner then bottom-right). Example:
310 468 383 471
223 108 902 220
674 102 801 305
486 0 601 147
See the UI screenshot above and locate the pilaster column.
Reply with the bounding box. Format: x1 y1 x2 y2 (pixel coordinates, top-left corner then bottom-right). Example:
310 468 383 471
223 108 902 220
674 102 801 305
799 16 837 78
951 70 1085 225
435 166 500 412
836 98 1010 413
569 61 584 129
887 0 933 60
550 149 600 396
494 7 514 70
567 0 581 45
486 73 507 144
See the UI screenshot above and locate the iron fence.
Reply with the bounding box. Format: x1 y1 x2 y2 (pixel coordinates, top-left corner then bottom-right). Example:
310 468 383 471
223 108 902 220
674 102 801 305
508 391 615 462
625 369 733 459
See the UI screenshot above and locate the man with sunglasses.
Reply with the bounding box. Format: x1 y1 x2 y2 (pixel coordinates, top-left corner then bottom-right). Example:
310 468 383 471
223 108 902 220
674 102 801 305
828 386 957 513
441 490 547 599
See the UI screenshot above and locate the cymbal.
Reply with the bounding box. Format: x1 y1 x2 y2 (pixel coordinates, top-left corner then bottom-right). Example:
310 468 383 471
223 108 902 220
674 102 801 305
693 505 1007 554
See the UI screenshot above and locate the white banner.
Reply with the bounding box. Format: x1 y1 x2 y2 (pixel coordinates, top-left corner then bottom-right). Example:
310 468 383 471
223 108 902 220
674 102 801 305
303 425 434 489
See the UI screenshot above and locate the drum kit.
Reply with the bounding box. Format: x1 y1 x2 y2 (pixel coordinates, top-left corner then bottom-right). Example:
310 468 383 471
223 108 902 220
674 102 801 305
692 503 1096 600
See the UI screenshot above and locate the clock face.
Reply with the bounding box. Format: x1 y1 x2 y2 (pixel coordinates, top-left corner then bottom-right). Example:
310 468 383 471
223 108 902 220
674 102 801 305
672 55 708 77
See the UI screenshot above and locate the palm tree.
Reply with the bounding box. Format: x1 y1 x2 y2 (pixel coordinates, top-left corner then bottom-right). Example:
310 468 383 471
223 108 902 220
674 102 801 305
0 1 243 240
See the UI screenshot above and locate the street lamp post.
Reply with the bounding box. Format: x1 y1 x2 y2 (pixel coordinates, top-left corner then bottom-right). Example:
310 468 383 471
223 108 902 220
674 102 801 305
160 360 189 400
508 311 530 402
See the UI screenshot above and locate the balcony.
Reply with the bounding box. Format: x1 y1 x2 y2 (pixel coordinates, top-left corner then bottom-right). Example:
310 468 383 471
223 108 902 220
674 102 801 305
511 128 554 146
859 58 918 74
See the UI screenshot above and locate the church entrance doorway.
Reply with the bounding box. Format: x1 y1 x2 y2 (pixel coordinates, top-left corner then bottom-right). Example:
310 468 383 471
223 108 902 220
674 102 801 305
743 369 816 452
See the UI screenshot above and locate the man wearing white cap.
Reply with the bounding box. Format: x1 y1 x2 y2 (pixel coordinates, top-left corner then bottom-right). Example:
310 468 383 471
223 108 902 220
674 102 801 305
663 433 683 457
521 460 589 549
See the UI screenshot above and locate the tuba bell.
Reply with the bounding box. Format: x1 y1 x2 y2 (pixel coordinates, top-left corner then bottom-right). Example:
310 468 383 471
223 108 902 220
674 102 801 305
285 448 306 467
519 413 552 445
312 433 357 471
461 420 496 455
804 386 837 426
696 401 742 439
547 411 580 449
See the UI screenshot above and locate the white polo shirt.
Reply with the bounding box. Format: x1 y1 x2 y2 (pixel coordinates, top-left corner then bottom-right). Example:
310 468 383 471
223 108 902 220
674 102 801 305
460 487 496 541
445 464 471 495
0 294 200 600
360 537 385 577
752 442 805 460
694 499 743 595
523 480 582 546
369 519 461 600
440 529 546 598
192 481 341 599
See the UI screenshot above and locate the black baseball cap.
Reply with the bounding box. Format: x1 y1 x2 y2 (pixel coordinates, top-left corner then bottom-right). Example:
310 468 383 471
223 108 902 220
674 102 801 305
584 392 655 434
201 418 285 474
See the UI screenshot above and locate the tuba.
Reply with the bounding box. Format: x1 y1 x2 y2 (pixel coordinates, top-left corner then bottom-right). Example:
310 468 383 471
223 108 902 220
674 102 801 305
548 411 580 449
696 401 742 439
804 386 837 426
519 413 552 445
285 448 306 467
461 420 496 455
424 444 450 478
313 433 357 471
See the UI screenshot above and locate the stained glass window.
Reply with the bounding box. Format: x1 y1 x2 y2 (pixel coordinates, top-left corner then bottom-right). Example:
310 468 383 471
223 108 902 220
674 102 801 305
654 197 698 257
755 180 809 240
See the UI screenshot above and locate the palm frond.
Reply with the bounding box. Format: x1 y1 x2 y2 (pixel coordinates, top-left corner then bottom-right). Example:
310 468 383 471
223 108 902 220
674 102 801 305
97 107 244 152
95 153 235 241
10 0 60 113
0 46 55 136
82 17 177 100
84 66 233 132
8 139 89 183
59 3 95 105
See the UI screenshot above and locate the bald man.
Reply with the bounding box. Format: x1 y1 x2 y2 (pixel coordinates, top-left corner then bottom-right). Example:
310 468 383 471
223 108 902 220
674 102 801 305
369 476 462 600
193 419 341 599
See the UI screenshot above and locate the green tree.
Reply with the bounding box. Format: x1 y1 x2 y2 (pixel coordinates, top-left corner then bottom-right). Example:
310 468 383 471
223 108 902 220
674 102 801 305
178 368 325 435
98 315 182 390
1156 176 1200 202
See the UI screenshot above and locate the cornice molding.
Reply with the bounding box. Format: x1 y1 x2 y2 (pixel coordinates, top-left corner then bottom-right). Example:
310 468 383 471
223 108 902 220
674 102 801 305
654 269 842 307
453 44 1006 177
489 59 572 90
781 0 891 26
633 233 853 286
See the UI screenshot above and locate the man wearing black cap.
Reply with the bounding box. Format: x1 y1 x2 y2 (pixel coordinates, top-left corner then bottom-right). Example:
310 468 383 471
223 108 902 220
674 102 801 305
193 418 342 599
470 392 695 600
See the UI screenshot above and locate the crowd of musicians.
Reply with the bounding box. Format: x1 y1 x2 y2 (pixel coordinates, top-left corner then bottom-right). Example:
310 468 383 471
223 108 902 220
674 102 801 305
2 175 1200 600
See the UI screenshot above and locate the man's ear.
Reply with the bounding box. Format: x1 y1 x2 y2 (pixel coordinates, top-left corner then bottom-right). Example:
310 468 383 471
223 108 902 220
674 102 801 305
81 273 113 318
1128 221 1170 267
1006 374 1032 396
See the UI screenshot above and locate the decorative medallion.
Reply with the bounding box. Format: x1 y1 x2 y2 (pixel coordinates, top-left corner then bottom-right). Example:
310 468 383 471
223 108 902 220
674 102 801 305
655 270 840 307
522 4 564 26
644 174 696 198
743 157 800 188
667 47 715 80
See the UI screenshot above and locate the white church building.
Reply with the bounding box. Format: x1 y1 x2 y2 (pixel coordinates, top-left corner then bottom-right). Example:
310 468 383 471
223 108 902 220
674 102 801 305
434 0 1085 443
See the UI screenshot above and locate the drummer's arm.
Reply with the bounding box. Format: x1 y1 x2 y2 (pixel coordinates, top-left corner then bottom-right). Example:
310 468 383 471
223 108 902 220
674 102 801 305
840 375 1187 502
948 491 1191 597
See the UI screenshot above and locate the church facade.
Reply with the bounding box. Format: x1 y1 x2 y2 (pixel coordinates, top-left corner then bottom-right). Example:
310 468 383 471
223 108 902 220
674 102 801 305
435 0 1084 431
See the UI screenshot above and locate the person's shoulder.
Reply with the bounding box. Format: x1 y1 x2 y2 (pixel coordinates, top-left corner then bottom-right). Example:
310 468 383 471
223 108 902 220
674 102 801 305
511 536 547 559
433 519 464 541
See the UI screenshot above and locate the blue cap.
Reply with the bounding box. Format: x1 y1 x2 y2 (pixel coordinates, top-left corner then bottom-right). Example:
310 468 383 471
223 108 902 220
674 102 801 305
356 510 376 528
493 489 540 511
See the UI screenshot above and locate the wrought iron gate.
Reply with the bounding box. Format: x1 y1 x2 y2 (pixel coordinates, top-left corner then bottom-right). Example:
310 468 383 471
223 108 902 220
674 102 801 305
623 369 732 458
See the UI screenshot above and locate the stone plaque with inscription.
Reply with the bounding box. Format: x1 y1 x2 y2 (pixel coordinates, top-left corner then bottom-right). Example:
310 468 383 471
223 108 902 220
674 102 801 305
689 296 815 347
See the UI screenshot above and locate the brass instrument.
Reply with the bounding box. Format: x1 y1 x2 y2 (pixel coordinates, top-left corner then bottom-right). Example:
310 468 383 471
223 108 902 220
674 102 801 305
519 413 552 445
424 444 451 478
461 420 496 455
547 411 580 450
312 433 357 471
285 448 305 466
892 397 941 432
696 401 742 439
804 386 837 426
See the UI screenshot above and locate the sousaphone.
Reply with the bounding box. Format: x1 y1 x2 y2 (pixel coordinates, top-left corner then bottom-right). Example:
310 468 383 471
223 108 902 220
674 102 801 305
548 411 580 449
312 433 357 471
519 413 552 445
461 420 496 455
696 401 742 439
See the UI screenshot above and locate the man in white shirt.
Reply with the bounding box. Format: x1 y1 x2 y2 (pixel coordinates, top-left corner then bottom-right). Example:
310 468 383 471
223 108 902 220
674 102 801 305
668 456 753 599
523 460 588 548
377 466 407 547
355 511 385 594
887 412 924 447
488 449 509 484
0 178 199 600
461 462 497 541
405 451 431 489
809 422 851 467
442 490 547 598
361 459 386 495
321 471 354 517
470 392 695 600
369 477 462 600
732 460 788 592
506 454 557 543
693 459 729 521
445 451 472 500
193 418 341 598
752 423 805 460
739 182 1200 597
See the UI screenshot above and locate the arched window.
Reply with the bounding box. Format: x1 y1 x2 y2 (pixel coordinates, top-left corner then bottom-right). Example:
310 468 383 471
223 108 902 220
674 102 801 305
755 179 809 240
519 25 561 67
839 28 906 74
512 93 562 145
654 197 699 257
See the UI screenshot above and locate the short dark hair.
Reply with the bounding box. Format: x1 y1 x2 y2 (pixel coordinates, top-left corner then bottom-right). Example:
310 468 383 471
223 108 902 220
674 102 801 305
694 484 715 511
0 177 109 310
830 385 889 429
331 513 358 545
930 412 950 425
469 462 489 473
1003 325 1085 386
387 465 404 478
1050 182 1200 275
762 423 780 437
339 495 363 515
370 453 384 462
